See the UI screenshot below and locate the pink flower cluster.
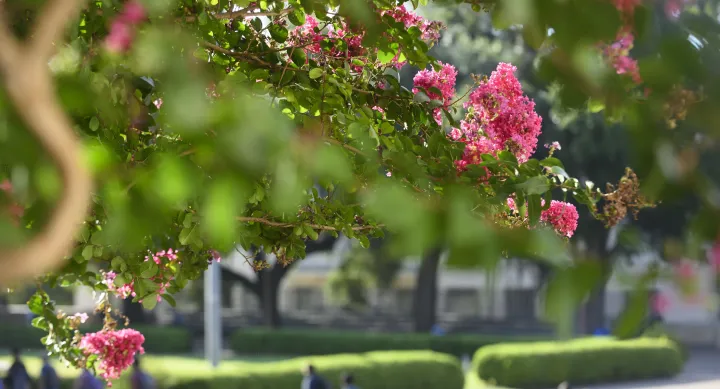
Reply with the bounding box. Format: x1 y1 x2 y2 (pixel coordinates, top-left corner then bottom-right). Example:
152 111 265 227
0 179 24 226
540 200 579 238
652 292 670 314
412 62 457 125
104 249 180 303
602 31 642 85
453 63 542 172
506 197 579 238
106 1 146 53
665 0 694 18
80 329 145 383
288 6 442 70
288 16 366 69
382 5 443 43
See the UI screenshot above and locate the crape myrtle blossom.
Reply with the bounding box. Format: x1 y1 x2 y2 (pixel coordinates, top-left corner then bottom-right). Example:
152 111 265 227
288 5 443 70
80 329 145 384
453 63 542 168
412 62 458 125
105 1 146 53
506 197 580 238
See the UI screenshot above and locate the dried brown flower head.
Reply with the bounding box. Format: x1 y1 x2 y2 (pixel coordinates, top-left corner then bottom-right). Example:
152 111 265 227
601 168 655 227
664 86 700 129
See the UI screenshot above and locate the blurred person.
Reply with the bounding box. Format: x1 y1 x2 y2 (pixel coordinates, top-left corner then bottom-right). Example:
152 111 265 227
130 357 155 389
39 355 59 389
74 369 103 389
4 348 31 389
340 373 358 389
301 364 328 389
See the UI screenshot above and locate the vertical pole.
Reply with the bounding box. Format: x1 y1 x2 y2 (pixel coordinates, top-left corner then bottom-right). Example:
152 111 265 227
204 261 222 368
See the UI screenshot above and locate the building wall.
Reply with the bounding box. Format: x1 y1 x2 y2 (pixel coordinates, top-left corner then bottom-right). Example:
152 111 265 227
19 247 719 343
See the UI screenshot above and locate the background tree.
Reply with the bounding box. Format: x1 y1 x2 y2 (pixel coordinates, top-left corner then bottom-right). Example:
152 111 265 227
326 237 403 312
222 235 339 328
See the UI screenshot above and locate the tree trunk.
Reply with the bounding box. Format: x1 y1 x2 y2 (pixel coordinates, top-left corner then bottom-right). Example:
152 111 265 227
259 270 282 328
123 299 148 324
581 232 611 334
412 248 442 333
222 234 339 328
583 285 608 334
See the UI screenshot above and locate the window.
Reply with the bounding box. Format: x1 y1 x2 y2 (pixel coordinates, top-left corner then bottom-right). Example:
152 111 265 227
221 282 233 309
444 289 480 316
505 289 537 320
241 290 260 313
294 287 323 312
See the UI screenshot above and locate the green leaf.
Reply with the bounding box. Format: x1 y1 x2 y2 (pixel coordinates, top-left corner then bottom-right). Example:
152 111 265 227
89 117 99 131
31 316 48 330
516 176 550 195
161 294 177 307
142 296 158 310
309 68 324 79
528 194 542 227
81 246 94 261
551 166 570 179
202 177 245 248
412 91 431 103
153 154 193 205
614 286 651 339
290 48 307 67
140 263 158 279
27 294 44 315
269 24 289 43
179 227 194 245
288 9 306 26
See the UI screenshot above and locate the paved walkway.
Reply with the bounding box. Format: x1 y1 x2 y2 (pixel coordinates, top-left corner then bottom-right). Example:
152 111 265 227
578 351 720 389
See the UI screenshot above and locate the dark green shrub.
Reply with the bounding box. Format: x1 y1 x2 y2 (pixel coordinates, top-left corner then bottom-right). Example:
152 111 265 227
230 328 547 356
0 324 45 349
164 351 463 389
472 337 684 389
0 324 192 354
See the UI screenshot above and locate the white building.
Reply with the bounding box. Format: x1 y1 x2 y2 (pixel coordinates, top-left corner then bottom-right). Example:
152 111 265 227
8 241 720 346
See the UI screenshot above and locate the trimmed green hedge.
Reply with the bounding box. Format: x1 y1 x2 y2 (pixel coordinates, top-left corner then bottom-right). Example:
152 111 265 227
642 323 689 362
45 351 462 389
230 328 548 356
165 351 464 389
0 324 192 354
472 337 684 389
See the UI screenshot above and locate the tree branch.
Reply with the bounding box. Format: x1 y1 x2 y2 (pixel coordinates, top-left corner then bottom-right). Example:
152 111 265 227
221 267 260 295
0 0 92 285
184 7 294 23
236 216 379 231
28 0 86 60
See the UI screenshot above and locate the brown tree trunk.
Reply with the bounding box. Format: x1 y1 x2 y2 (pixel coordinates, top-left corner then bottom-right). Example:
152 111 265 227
123 299 148 324
412 248 442 333
259 269 283 328
222 235 339 328
581 233 611 334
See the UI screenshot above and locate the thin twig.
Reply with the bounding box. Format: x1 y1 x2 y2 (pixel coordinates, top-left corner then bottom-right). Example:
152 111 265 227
237 216 380 231
184 7 294 22
323 137 366 156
